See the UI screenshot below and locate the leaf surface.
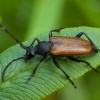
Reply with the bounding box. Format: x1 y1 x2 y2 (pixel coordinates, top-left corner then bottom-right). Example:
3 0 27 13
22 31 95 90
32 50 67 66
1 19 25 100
0 27 100 100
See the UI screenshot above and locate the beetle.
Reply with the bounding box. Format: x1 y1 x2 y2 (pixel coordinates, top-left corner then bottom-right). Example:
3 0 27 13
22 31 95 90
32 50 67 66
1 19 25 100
0 24 99 88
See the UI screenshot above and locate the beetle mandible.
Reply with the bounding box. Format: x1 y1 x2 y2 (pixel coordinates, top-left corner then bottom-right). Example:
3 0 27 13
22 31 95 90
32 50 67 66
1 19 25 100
0 24 99 88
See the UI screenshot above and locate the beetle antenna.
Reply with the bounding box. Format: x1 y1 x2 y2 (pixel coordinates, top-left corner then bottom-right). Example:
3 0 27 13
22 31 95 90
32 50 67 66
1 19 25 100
0 24 27 50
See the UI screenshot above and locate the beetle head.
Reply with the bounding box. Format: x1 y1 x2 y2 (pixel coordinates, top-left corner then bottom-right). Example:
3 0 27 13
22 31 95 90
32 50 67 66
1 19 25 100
24 46 37 61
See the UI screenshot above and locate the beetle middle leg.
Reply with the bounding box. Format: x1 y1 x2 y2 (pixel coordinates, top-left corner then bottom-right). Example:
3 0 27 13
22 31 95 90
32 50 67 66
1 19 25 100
76 32 98 52
26 55 47 83
68 56 99 73
53 58 77 88
49 28 63 38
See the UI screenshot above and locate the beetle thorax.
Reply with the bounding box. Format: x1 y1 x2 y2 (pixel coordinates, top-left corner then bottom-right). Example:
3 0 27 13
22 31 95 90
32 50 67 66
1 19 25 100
36 41 52 55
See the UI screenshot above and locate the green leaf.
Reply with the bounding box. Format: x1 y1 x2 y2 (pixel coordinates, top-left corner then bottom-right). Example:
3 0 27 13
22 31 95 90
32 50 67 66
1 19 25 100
0 26 100 100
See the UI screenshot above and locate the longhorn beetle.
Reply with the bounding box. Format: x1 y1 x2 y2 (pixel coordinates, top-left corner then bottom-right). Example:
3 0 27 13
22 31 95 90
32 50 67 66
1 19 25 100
0 24 99 88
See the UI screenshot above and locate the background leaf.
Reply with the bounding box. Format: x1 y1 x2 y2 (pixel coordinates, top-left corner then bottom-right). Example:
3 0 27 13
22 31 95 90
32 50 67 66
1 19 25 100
0 27 100 100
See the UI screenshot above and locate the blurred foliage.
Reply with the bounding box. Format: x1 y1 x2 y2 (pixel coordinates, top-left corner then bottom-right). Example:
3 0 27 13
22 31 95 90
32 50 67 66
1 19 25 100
0 0 100 100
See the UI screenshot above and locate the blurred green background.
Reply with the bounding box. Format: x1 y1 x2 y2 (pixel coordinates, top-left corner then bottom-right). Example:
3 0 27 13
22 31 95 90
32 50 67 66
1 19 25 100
0 0 100 100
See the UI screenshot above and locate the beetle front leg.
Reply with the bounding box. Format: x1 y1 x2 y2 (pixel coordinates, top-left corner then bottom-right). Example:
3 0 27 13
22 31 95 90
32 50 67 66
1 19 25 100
2 57 24 82
26 55 47 83
30 38 41 46
53 58 77 88
68 56 99 73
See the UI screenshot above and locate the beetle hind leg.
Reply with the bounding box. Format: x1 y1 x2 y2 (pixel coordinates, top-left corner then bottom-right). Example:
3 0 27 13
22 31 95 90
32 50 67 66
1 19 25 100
68 56 99 73
76 32 98 52
53 58 77 88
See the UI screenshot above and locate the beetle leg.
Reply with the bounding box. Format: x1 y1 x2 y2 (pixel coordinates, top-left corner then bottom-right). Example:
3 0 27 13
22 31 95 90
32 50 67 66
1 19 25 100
26 55 47 83
66 35 70 37
30 38 41 46
68 56 99 73
49 28 63 38
53 58 77 88
2 56 24 82
76 32 98 52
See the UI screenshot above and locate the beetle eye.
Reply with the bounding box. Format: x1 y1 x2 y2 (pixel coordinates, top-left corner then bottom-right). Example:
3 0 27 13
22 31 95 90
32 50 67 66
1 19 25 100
28 46 36 56
31 51 35 55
